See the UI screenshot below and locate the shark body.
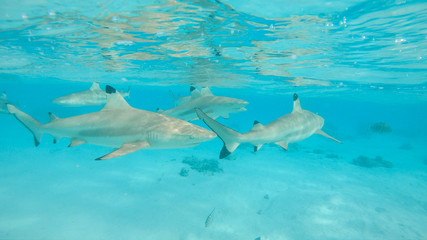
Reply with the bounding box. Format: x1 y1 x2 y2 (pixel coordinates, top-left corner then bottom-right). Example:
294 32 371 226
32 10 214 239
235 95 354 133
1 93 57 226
159 87 248 121
52 82 130 106
169 90 191 106
196 93 341 159
8 86 216 160
0 92 7 113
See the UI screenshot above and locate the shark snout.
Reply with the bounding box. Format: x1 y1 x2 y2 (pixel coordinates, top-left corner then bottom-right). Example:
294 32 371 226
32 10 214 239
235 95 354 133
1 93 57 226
205 130 217 140
52 97 69 105
191 127 217 143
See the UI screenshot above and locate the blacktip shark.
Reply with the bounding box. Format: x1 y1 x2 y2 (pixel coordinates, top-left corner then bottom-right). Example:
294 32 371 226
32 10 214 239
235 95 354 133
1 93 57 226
169 90 191 106
158 86 248 121
196 93 341 159
8 86 216 160
0 92 8 113
52 82 130 106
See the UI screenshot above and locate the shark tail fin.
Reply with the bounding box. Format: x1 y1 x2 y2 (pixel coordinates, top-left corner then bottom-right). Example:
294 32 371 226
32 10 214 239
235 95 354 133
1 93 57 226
7 104 42 146
195 108 241 159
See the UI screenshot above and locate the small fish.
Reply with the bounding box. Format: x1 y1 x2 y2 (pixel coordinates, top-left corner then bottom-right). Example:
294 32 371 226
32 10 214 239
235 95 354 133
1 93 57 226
205 208 215 228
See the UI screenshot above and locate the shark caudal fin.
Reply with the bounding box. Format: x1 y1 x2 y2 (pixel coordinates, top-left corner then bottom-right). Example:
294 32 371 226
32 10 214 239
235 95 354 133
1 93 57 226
195 108 241 159
7 104 42 146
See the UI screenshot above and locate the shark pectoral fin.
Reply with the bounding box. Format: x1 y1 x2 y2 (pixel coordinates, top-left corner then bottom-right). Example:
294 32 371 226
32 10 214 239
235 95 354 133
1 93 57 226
275 141 288 151
316 129 342 143
96 141 150 160
68 139 86 147
254 144 263 152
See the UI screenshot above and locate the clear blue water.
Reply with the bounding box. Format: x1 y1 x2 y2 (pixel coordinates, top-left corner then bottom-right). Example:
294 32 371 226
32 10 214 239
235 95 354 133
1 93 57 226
0 0 426 239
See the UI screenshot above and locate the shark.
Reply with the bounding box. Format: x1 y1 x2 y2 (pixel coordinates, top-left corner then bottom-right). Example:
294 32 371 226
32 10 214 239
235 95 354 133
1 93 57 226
52 82 130 106
169 90 191 106
196 93 341 159
0 92 8 114
8 86 216 160
158 86 248 121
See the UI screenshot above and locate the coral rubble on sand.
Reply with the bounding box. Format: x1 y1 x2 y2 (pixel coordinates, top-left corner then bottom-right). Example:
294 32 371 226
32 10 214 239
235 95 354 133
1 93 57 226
351 155 394 168
179 167 189 177
182 156 223 175
370 122 392 133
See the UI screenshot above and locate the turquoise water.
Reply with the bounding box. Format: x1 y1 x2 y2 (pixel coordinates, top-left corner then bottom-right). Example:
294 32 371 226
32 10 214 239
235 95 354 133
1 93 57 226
1 0 426 239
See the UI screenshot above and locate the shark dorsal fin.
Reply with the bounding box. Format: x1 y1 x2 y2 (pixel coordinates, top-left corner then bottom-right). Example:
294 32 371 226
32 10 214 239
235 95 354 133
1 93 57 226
90 82 101 91
48 112 59 121
201 87 213 96
292 93 302 113
251 120 264 131
190 86 202 99
102 85 132 110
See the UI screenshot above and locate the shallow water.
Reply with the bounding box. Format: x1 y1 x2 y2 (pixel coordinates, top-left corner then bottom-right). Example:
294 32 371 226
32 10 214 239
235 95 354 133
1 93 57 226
0 0 426 239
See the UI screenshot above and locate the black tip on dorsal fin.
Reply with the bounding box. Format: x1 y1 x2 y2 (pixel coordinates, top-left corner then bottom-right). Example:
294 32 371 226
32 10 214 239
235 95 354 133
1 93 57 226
254 120 260 125
105 85 116 94
293 93 298 101
190 86 196 92
219 145 231 159
34 137 40 147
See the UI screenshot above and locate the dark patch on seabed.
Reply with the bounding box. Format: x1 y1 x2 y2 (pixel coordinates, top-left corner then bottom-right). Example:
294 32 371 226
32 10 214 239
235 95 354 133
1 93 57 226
399 142 412 150
352 155 394 168
370 122 392 134
181 156 223 175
